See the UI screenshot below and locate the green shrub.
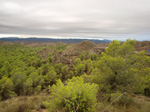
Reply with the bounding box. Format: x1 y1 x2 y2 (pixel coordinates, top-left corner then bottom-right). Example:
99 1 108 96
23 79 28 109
74 64 85 76
44 77 98 112
0 76 15 100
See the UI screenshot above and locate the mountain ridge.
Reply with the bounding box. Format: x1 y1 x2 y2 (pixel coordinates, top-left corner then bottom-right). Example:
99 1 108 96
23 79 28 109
0 37 111 44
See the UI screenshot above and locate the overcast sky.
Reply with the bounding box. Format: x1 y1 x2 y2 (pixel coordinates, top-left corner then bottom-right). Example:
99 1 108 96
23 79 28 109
0 0 150 40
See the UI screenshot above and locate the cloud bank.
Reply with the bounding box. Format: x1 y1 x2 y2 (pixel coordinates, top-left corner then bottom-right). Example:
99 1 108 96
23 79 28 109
0 0 150 40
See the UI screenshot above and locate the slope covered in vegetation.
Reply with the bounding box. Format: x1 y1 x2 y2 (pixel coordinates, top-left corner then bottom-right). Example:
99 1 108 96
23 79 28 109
0 39 150 112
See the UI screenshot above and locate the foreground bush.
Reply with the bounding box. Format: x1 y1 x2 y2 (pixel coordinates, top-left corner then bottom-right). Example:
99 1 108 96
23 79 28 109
44 77 98 112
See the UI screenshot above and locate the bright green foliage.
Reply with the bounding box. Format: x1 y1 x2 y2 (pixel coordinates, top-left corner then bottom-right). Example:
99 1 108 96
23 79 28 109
0 76 15 100
106 40 121 57
119 39 136 57
106 39 136 57
44 77 98 112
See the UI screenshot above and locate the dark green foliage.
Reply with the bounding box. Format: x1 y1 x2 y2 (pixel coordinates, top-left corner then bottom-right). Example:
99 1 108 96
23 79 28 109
41 64 50 75
45 69 58 85
54 63 63 75
61 65 69 80
12 72 27 95
48 53 53 63
0 61 11 78
92 39 150 99
0 76 15 100
83 59 93 74
95 55 135 92
74 64 85 76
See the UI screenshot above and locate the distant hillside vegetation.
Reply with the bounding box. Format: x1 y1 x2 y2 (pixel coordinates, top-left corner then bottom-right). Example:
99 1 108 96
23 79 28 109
0 37 111 44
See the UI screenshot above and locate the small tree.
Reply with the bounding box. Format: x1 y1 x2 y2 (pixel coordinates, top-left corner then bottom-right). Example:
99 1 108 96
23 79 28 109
94 55 135 93
74 64 85 76
12 71 27 95
93 39 137 94
44 77 98 112
45 70 58 85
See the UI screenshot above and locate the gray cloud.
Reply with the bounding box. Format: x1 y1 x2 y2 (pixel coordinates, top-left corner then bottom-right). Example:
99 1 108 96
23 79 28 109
0 0 150 40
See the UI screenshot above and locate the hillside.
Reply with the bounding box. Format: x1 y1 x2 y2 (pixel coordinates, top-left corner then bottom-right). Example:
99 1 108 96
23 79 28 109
135 41 150 51
0 37 111 44
0 39 150 112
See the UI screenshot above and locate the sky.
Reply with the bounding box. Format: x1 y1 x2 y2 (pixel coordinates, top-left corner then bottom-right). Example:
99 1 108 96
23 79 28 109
0 0 150 41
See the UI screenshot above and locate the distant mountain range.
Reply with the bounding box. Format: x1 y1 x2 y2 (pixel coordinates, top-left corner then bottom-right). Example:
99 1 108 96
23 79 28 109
0 37 111 44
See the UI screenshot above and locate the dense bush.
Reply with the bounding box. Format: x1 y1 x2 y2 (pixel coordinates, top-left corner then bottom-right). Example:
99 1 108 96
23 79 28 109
44 77 98 112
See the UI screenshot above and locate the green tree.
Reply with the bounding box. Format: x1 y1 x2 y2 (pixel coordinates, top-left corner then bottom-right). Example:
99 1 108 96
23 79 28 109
74 64 85 76
119 39 136 57
0 76 15 100
0 61 11 78
83 59 93 74
54 63 63 75
23 78 33 95
41 64 50 75
48 53 53 63
74 58 81 65
105 40 121 57
45 70 58 85
11 72 27 95
93 39 137 94
61 65 69 81
94 55 135 93
105 39 136 57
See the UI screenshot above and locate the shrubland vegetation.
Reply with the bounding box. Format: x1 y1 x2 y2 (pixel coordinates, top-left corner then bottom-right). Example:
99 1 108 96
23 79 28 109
0 39 150 112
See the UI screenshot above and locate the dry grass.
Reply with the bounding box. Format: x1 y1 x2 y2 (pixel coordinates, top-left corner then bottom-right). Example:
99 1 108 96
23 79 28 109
0 94 150 112
0 94 48 112
98 95 150 112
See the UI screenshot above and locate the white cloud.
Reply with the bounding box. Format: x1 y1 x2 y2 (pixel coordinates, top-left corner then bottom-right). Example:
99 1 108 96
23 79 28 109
0 0 150 40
